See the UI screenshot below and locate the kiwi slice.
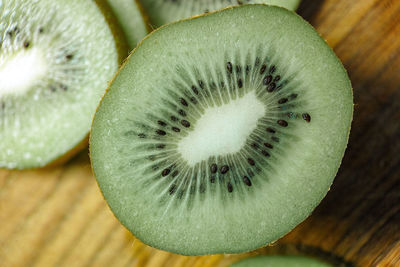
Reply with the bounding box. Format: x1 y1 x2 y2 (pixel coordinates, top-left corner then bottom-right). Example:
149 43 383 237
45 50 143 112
0 0 126 169
138 0 302 28
90 5 353 255
231 255 332 267
106 0 149 49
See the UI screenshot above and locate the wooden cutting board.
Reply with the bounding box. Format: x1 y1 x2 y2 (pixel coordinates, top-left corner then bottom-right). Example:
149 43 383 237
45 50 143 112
0 0 399 266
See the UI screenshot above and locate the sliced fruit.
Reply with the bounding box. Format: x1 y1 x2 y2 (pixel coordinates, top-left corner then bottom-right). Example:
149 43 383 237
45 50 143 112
231 255 332 267
138 0 302 28
0 0 126 169
106 0 149 49
90 5 353 255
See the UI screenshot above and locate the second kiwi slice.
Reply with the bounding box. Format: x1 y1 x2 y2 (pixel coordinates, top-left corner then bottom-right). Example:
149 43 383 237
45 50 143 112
138 0 302 28
90 5 353 256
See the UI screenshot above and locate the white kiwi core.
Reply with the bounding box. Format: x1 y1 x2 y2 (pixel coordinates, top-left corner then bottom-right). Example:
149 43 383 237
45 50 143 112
0 48 47 96
178 90 266 166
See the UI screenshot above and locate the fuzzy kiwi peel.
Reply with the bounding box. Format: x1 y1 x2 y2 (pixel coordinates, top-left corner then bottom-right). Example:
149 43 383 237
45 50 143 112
0 0 127 169
138 0 302 28
90 5 353 256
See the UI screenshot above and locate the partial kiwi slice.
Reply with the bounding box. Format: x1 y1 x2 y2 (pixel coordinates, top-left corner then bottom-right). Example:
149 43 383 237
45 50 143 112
90 5 353 255
138 0 302 28
0 0 126 169
231 255 332 267
106 0 149 49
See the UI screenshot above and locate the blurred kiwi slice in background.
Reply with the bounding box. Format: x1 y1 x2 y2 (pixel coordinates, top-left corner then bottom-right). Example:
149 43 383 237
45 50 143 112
0 0 127 169
231 255 332 267
106 0 149 49
138 0 302 28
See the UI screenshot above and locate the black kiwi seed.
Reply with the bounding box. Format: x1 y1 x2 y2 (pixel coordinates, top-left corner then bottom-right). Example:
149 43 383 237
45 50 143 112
264 142 273 149
227 62 233 73
278 98 288 104
261 150 270 157
162 168 170 176
271 136 280 142
172 127 180 132
227 183 233 193
267 82 276 92
172 170 179 177
238 79 243 88
266 127 276 134
66 54 74 60
138 133 146 138
180 98 188 106
210 163 217 174
199 80 204 89
302 113 311 122
210 176 216 183
156 144 166 149
260 64 267 74
263 75 272 85
169 185 176 195
190 97 197 104
192 86 199 95
156 129 166 135
171 116 178 121
274 75 281 82
38 27 44 33
220 165 229 174
290 93 298 99
243 176 252 186
178 109 186 117
158 120 167 126
251 143 259 149
23 41 30 48
277 120 288 127
269 65 276 74
247 158 255 166
181 120 190 128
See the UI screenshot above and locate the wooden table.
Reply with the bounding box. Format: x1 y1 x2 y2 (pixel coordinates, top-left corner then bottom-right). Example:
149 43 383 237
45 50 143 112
0 0 399 266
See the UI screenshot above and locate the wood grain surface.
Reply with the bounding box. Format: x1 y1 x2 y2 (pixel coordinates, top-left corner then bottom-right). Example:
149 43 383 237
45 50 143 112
1 0 399 266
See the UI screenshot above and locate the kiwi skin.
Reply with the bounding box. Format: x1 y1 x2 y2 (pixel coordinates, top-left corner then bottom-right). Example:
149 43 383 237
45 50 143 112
0 0 128 170
135 0 153 33
90 4 353 256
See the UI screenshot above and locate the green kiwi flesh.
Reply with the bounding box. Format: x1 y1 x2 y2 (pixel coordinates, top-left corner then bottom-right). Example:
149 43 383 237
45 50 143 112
90 5 353 255
138 0 302 28
231 255 332 267
106 0 148 49
0 0 122 169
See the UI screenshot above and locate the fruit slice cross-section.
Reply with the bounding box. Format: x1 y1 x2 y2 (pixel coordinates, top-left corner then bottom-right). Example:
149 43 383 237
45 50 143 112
138 0 302 28
0 0 126 169
90 5 353 256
